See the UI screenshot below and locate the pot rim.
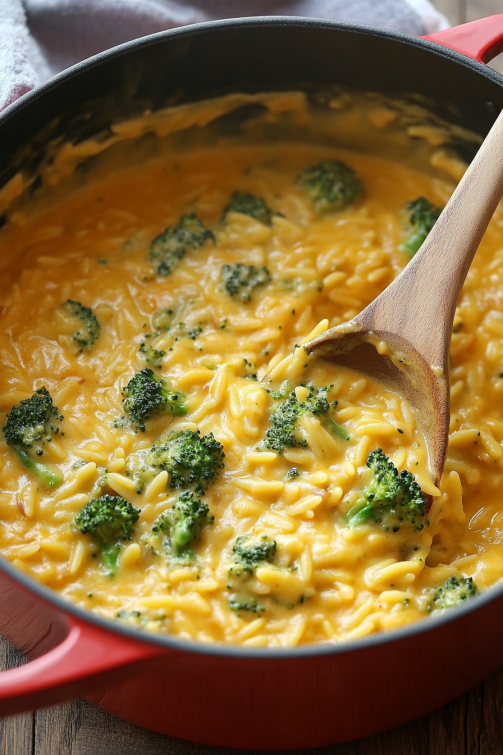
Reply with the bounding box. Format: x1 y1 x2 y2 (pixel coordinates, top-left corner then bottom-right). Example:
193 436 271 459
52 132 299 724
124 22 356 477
0 15 501 661
2 14 502 122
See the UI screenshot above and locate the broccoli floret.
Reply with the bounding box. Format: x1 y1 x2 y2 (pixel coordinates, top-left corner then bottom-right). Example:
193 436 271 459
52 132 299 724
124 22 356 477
116 608 168 631
227 535 277 613
152 308 175 332
401 197 443 257
74 494 140 574
229 598 265 613
61 300 100 352
152 491 214 553
227 536 276 612
126 429 225 495
121 368 187 432
347 448 427 532
3 387 64 489
138 341 166 369
269 380 292 400
151 302 192 335
3 387 63 454
263 384 348 454
281 277 324 296
426 575 477 613
223 191 277 226
151 311 203 342
263 394 303 454
173 322 203 341
297 160 364 213
222 263 271 302
242 358 258 380
149 214 214 276
233 535 277 574
116 609 143 625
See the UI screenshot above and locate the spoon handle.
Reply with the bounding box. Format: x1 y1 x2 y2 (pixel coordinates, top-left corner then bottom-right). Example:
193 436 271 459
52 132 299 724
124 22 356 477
357 108 503 369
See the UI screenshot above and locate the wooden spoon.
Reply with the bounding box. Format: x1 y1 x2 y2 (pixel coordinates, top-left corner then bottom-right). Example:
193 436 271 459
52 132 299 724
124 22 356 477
306 109 503 484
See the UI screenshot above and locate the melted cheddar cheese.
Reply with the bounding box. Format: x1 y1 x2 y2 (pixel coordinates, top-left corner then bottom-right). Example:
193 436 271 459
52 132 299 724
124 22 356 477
0 111 501 647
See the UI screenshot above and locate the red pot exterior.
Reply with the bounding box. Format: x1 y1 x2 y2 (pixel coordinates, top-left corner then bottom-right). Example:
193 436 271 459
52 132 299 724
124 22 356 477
85 593 503 750
2 559 503 750
0 16 503 750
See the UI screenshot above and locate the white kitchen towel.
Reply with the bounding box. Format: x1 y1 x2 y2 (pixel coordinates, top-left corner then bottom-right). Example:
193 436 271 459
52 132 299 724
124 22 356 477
0 0 449 111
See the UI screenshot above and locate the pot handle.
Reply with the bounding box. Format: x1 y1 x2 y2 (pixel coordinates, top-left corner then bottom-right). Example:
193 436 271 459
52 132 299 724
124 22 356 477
0 616 166 716
422 15 503 64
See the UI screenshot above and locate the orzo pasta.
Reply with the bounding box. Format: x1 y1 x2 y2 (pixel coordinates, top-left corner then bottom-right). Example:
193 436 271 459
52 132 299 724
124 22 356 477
0 98 500 647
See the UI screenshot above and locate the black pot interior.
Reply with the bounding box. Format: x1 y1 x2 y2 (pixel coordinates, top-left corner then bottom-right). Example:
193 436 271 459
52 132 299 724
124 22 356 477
1 18 503 204
0 17 503 658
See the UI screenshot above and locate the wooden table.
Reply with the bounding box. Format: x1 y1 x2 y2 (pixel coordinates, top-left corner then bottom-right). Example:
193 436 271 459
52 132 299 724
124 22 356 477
2 1 503 752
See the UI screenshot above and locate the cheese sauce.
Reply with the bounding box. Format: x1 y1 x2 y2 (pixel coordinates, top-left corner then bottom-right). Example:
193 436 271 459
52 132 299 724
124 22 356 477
0 116 501 647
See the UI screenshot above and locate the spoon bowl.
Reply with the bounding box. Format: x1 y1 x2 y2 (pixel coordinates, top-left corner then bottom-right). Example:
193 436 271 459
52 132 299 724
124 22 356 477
305 108 503 484
306 317 449 484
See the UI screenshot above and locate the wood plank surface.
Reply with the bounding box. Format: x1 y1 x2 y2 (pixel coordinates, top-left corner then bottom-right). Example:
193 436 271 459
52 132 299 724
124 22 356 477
2 1 503 753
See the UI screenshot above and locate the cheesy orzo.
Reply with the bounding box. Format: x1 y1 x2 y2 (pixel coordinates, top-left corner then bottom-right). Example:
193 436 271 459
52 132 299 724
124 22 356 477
0 101 501 647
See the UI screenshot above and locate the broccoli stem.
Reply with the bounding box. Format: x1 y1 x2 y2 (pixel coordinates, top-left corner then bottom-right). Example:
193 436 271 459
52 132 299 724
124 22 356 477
346 500 374 528
172 519 195 552
101 542 121 575
170 403 188 416
325 415 350 441
15 447 63 489
401 231 425 258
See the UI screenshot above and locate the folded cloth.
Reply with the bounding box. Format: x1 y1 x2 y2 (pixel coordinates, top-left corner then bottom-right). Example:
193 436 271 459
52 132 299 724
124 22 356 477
0 0 449 110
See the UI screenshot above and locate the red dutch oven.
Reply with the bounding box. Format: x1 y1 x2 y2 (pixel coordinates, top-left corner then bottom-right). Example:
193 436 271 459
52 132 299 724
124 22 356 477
1 15 503 750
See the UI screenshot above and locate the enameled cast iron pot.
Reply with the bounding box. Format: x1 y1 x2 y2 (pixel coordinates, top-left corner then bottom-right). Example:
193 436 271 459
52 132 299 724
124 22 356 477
1 15 503 750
